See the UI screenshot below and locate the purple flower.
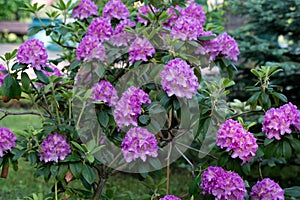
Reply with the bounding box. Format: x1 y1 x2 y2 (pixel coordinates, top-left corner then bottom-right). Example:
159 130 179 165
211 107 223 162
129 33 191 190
17 39 48 70
195 31 220 60
76 35 106 62
111 19 136 47
0 64 8 87
0 127 17 157
128 38 155 63
137 5 159 25
86 17 113 42
262 102 300 140
160 58 199 99
160 195 181 200
102 0 130 20
200 166 247 200
114 86 151 128
250 178 284 200
91 80 118 106
121 127 158 162
216 119 258 164
39 133 71 163
72 0 98 20
171 15 204 41
183 3 206 26
164 6 183 29
216 32 240 61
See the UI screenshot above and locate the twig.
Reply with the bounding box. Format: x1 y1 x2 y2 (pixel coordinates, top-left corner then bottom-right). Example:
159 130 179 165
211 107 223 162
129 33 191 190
0 109 45 121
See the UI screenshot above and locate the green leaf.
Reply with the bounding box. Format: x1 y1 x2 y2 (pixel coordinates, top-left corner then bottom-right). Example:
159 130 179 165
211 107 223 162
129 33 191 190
289 138 300 153
69 162 83 179
241 163 251 175
56 164 68 181
260 92 271 109
11 63 28 71
271 92 288 103
284 186 300 197
71 141 86 153
86 154 94 163
282 140 292 159
264 138 274 146
27 26 44 36
34 70 49 84
97 112 109 127
82 165 95 184
21 72 31 91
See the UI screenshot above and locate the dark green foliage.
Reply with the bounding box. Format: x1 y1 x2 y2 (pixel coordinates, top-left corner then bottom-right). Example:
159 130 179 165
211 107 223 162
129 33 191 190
227 0 300 105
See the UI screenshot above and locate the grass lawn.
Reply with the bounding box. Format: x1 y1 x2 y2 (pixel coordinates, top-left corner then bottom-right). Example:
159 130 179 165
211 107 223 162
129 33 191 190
0 109 192 199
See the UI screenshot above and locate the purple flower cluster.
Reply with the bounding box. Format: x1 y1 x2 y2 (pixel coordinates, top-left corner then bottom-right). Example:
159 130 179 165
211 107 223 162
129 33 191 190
217 32 240 61
0 64 8 87
262 102 300 140
196 32 240 61
17 39 48 70
170 15 203 41
76 35 106 62
250 178 284 200
111 19 136 47
128 38 155 63
200 166 247 200
137 5 159 25
169 3 206 40
114 86 151 128
216 119 258 164
44 64 63 77
0 127 17 157
160 195 181 200
86 17 113 42
121 127 158 162
39 133 71 163
91 80 118 106
102 0 129 20
160 58 199 99
183 3 206 26
72 0 98 20
164 6 183 28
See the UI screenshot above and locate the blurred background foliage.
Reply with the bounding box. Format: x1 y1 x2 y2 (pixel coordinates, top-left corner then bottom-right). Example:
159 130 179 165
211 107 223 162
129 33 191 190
0 0 31 20
225 0 300 106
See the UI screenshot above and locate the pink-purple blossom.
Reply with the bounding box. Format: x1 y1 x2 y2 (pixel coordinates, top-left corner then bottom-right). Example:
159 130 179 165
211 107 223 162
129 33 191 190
76 35 106 62
171 15 204 41
111 19 136 47
128 37 155 63
102 0 130 20
160 195 181 200
216 32 240 61
17 39 48 70
72 0 98 20
121 127 158 162
250 178 284 200
200 166 247 200
216 119 258 164
262 102 300 140
86 17 113 42
0 64 8 87
164 6 183 29
160 58 199 99
0 127 17 157
114 86 151 128
183 3 206 26
39 133 71 163
137 5 159 25
91 80 118 106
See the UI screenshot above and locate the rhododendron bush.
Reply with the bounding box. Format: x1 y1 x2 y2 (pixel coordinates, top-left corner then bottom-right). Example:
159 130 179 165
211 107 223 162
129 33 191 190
0 0 299 199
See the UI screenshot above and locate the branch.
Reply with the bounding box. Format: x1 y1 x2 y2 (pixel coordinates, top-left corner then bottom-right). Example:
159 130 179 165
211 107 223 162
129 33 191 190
0 109 44 121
